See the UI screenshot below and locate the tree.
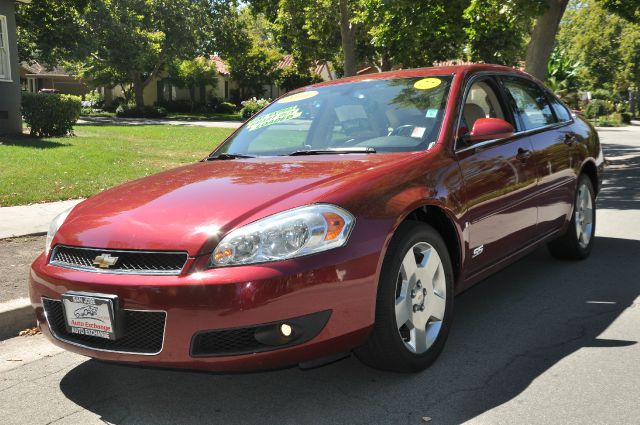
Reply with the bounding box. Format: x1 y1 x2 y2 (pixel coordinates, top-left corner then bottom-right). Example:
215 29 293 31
557 1 626 90
525 0 570 80
465 0 546 66
274 66 322 92
229 46 282 98
170 57 218 111
17 0 212 107
357 0 467 70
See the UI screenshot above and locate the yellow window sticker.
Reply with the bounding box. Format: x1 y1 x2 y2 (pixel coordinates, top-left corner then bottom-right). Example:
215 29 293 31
246 106 302 132
278 90 319 104
414 78 442 90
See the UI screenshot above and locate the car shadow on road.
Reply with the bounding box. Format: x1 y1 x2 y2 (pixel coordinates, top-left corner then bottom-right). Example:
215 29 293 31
599 142 640 210
59 236 639 424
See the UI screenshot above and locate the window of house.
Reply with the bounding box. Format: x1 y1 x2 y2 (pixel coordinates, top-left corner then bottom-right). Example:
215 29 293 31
0 15 11 81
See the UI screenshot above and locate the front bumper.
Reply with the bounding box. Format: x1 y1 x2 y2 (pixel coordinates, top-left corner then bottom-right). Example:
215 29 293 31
29 247 380 372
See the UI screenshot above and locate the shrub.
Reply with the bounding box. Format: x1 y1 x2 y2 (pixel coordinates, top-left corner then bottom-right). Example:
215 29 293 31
590 89 614 101
22 92 82 137
116 104 168 118
104 96 127 112
584 99 614 119
215 102 237 114
621 112 632 124
240 97 270 119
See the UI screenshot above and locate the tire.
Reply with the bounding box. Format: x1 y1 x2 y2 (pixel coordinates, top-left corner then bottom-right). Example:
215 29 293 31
548 174 596 260
355 221 454 372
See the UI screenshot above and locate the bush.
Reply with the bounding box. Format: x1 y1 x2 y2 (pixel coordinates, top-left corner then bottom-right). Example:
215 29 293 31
104 96 127 112
22 92 82 137
584 99 614 119
215 102 237 114
621 112 632 124
590 89 614 102
116 104 168 118
240 97 270 119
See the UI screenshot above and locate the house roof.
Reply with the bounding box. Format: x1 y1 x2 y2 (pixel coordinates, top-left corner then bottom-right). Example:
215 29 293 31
21 61 72 77
209 55 230 76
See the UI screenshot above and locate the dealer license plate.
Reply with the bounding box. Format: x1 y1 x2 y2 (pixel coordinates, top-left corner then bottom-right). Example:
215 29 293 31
61 292 119 340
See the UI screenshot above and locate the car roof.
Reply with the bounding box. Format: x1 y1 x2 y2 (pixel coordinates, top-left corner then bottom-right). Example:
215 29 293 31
304 64 534 91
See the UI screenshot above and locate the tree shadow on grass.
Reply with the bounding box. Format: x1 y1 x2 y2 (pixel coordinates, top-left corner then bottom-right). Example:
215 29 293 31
0 134 71 149
59 236 639 424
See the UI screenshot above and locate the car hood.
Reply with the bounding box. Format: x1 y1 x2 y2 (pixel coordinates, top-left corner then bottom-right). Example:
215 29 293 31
55 154 410 256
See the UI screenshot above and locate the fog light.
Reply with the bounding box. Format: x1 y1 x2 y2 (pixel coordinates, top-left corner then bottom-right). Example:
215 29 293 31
280 323 293 337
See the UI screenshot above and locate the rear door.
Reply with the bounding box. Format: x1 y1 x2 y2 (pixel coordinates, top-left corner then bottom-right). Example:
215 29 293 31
500 76 576 236
455 76 538 276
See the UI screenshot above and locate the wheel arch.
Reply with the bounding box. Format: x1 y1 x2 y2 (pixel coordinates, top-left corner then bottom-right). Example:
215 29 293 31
401 204 463 284
580 159 599 195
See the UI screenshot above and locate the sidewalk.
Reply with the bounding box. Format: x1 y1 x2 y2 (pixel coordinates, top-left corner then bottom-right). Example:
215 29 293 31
78 116 243 129
0 199 83 239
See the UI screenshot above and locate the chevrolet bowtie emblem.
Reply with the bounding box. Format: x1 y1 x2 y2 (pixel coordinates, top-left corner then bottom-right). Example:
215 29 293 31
93 253 119 268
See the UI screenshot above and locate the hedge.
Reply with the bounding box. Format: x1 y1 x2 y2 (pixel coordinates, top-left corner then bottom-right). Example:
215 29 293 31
22 92 82 137
115 104 168 118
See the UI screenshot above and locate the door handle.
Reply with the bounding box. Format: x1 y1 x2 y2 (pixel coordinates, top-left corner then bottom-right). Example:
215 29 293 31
564 134 577 146
516 148 531 163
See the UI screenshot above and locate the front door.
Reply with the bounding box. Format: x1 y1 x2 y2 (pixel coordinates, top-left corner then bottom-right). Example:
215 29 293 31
455 77 538 276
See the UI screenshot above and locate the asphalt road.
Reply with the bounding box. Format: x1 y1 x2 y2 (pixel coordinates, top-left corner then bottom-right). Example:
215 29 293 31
1 125 639 425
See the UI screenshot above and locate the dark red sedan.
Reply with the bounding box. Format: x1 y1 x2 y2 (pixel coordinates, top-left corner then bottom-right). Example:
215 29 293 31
30 65 603 372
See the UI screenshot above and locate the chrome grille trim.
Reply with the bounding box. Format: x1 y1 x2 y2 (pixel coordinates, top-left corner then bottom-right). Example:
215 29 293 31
49 245 189 276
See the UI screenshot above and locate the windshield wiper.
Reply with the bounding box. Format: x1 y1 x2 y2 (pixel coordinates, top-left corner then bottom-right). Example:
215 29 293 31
205 153 256 161
288 147 376 156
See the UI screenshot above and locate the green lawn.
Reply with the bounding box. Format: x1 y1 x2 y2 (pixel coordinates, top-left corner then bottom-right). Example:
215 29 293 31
0 124 233 207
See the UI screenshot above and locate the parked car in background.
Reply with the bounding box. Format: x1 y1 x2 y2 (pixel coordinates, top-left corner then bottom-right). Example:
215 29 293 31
30 64 603 372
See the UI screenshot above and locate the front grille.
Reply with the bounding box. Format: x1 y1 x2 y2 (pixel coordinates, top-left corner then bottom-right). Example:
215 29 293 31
50 245 188 275
43 298 165 355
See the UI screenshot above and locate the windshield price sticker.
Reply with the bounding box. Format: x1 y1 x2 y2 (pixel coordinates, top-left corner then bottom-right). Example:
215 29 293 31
278 90 319 104
414 78 442 90
246 106 303 132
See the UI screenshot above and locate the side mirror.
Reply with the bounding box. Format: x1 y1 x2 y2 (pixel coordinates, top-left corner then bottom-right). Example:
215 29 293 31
467 118 515 144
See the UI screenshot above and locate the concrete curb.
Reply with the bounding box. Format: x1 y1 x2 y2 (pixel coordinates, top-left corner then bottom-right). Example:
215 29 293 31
0 298 36 340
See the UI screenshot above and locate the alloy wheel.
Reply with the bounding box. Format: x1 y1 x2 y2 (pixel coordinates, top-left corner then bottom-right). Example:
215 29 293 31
395 242 447 354
575 183 594 249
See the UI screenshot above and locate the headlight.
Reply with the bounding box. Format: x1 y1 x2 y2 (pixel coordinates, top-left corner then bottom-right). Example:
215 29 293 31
45 208 73 255
211 204 355 267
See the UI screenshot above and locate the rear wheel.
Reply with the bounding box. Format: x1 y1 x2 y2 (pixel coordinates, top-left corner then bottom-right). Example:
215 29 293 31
355 222 454 372
548 174 596 260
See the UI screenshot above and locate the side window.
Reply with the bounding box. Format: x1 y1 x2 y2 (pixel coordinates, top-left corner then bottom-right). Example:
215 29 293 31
459 80 506 135
548 95 572 122
502 77 555 130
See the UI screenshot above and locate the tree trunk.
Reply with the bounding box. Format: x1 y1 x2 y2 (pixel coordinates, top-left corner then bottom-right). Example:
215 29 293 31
339 0 357 77
131 72 146 107
380 54 392 72
525 0 570 81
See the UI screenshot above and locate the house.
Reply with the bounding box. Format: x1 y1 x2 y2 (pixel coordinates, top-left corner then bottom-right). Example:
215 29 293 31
102 54 335 107
20 61 89 96
0 0 26 135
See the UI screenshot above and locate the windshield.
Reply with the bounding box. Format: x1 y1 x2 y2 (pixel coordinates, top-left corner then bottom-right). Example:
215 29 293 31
215 76 453 157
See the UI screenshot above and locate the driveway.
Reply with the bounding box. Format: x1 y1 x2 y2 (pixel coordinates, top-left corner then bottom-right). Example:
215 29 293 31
77 116 242 129
1 126 639 424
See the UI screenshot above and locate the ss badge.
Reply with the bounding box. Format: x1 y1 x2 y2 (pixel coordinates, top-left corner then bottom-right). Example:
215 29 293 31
472 245 484 258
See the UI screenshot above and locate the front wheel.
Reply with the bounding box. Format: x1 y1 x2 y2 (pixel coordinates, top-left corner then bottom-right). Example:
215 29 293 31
355 222 454 372
548 174 596 260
